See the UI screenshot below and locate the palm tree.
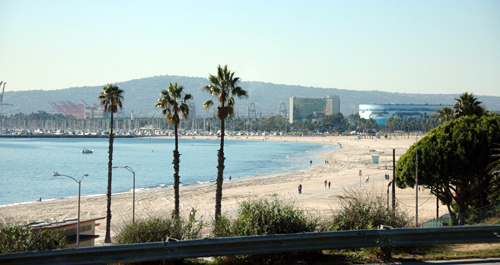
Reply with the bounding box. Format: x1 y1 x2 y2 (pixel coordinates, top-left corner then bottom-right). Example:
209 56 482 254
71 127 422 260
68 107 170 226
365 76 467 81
98 84 124 243
155 82 192 219
453 92 485 119
386 117 395 137
201 65 248 224
437 107 453 124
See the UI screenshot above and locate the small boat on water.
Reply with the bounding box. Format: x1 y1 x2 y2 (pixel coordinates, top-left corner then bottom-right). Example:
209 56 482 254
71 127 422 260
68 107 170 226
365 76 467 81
81 148 94 154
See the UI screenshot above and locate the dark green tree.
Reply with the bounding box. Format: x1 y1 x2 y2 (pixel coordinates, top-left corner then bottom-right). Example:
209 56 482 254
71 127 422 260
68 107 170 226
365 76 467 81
487 140 500 202
98 83 124 243
488 144 500 175
395 115 500 225
155 82 192 219
201 65 248 224
322 113 345 132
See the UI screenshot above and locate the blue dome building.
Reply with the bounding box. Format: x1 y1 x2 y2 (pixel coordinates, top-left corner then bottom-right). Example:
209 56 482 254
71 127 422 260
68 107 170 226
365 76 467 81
358 103 451 126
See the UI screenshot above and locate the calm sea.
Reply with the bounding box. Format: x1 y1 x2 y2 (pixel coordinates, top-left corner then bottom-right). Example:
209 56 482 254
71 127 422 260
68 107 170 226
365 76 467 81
0 137 339 206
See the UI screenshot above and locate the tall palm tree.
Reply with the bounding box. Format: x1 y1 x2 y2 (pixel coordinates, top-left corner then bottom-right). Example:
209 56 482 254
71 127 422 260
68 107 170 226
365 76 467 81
98 84 124 243
453 92 485 119
201 65 248 224
155 82 192 219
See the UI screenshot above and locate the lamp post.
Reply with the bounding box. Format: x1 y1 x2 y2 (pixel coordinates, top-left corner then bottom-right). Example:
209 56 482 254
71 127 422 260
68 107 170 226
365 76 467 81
52 172 88 247
112 166 136 223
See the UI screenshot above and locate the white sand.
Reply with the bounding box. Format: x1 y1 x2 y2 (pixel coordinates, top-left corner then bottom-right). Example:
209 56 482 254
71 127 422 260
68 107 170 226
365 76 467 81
0 135 440 246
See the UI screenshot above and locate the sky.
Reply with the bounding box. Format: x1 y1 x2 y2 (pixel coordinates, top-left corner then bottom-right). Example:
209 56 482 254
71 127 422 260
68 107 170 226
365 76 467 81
1 0 499 97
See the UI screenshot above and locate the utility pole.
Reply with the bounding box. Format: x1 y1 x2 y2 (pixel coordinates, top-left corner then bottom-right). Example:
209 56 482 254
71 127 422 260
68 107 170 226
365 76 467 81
392 149 396 210
416 136 419 227
436 188 439 219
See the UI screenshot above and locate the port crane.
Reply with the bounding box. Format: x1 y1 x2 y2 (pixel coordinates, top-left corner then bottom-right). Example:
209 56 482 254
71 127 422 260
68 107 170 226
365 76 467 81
0 81 13 117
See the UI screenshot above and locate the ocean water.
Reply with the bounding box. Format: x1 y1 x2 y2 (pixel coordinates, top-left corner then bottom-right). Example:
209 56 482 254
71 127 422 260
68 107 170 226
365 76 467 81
0 137 339 206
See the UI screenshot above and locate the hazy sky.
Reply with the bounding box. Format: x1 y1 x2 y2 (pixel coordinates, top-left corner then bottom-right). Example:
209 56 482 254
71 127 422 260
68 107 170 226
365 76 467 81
1 0 499 96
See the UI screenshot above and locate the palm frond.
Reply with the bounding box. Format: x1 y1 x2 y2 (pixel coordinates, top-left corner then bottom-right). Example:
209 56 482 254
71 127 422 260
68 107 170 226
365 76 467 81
203 100 214 110
487 144 500 175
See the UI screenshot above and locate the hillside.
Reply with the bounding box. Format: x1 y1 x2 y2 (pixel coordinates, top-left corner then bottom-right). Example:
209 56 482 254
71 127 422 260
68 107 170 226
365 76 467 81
3 75 500 118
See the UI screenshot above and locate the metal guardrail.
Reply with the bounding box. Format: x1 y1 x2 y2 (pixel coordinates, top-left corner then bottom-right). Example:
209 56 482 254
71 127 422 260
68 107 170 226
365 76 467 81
1 225 499 265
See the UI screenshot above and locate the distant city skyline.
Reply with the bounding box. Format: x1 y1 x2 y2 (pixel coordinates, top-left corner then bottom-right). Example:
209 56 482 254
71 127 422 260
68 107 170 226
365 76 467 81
1 0 499 97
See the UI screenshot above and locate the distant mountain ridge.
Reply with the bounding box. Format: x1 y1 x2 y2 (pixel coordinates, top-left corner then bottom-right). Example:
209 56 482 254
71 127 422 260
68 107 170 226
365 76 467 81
3 75 500 117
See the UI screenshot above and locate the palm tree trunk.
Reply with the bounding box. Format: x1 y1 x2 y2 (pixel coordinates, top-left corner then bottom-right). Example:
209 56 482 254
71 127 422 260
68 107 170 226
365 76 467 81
105 113 114 243
215 119 225 224
173 124 180 219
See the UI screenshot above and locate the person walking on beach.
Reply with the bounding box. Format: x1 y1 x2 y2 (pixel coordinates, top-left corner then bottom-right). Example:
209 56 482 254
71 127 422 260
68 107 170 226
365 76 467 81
229 175 231 181
328 181 331 188
298 184 302 194
324 180 327 188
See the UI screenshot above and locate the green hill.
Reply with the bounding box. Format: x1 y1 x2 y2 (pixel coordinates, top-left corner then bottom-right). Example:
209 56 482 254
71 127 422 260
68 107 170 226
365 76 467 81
3 75 500 118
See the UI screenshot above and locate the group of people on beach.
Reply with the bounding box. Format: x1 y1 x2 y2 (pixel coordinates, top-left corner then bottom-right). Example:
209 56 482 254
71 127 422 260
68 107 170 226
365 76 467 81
171 207 196 220
299 179 335 194
324 180 331 188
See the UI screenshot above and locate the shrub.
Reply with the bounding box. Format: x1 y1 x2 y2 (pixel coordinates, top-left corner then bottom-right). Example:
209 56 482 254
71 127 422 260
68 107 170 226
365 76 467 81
212 199 317 238
232 199 317 236
211 214 233 238
212 199 318 265
115 215 203 244
0 225 67 254
328 188 412 231
320 188 412 261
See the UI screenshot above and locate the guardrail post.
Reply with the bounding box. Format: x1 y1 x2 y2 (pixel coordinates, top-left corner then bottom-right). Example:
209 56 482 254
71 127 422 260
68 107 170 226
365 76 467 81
378 225 393 260
380 246 392 260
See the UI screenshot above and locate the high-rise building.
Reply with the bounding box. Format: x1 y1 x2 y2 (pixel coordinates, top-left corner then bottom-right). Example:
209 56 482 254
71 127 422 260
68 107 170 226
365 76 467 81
289 95 340 123
188 103 196 120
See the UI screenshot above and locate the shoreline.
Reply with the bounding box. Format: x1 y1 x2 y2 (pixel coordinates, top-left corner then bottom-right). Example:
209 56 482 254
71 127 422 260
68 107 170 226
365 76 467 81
0 136 337 207
0 135 436 246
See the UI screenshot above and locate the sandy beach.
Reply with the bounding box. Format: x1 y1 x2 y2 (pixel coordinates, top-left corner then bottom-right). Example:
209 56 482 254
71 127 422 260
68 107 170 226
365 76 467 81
0 135 439 246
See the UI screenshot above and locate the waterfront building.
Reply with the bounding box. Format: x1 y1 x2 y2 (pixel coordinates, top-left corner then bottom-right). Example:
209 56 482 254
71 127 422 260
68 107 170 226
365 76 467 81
27 217 105 248
83 107 108 119
289 95 340 123
358 103 451 126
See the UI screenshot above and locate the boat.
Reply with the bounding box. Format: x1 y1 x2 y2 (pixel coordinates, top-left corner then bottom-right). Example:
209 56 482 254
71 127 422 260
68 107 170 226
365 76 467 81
81 148 94 154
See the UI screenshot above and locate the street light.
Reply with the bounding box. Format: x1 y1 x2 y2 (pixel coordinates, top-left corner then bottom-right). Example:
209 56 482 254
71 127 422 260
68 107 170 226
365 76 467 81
112 166 136 223
52 172 88 247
